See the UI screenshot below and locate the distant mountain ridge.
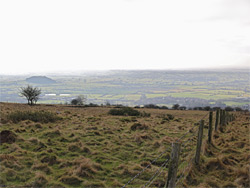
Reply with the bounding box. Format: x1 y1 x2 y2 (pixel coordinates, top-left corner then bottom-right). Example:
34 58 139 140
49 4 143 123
26 76 56 84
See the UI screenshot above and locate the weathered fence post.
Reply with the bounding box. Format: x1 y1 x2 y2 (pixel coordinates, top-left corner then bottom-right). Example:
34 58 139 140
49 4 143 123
215 109 219 131
226 112 229 124
195 120 204 165
208 111 213 144
219 109 223 126
166 142 181 188
222 110 226 126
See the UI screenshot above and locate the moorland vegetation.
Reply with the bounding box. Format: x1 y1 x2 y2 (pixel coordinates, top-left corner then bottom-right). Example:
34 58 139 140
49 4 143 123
0 102 249 187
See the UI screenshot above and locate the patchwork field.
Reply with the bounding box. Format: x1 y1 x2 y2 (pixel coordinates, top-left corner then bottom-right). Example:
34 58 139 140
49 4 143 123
0 103 249 187
1 70 249 108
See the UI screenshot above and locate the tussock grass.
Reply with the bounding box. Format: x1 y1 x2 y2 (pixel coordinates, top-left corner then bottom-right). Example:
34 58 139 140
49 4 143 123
32 163 52 174
0 103 249 187
32 172 48 187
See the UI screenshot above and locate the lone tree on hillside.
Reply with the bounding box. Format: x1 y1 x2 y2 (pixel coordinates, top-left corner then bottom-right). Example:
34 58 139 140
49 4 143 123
71 95 86 105
20 85 41 105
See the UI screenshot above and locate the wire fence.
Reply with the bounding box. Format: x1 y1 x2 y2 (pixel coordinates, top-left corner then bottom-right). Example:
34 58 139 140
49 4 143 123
121 145 171 188
142 158 169 188
121 112 209 188
121 110 235 188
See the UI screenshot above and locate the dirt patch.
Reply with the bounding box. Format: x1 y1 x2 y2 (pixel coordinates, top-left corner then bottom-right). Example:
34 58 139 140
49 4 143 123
0 130 17 144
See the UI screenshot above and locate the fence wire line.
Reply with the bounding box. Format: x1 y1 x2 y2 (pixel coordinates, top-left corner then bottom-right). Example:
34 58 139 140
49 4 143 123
176 113 209 185
175 157 194 186
175 113 209 186
177 112 209 142
176 145 197 186
201 112 209 120
141 158 170 188
146 158 170 188
122 112 209 188
181 127 198 148
177 111 233 186
121 146 171 188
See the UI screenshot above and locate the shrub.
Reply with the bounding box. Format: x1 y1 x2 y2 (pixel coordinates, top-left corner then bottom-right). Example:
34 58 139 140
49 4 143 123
71 95 86 105
203 106 211 111
108 107 141 116
140 111 151 117
193 107 203 110
7 111 61 123
179 106 186 110
160 106 168 109
225 106 234 111
144 104 168 109
109 107 150 117
234 107 242 111
144 104 159 109
87 103 99 107
172 104 180 110
166 114 174 120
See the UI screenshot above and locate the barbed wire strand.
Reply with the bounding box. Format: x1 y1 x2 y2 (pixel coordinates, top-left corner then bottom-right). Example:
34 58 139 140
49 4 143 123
201 112 209 120
146 158 169 188
175 157 194 186
122 112 209 188
174 113 209 186
142 158 170 188
177 113 208 142
121 146 171 188
176 147 196 186
177 112 225 186
181 127 198 148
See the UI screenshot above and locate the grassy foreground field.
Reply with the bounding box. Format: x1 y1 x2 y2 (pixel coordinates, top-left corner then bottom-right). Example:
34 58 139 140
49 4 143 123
0 103 249 187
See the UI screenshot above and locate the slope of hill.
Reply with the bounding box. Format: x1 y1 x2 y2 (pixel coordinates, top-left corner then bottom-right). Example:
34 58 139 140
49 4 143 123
26 76 56 84
0 103 249 187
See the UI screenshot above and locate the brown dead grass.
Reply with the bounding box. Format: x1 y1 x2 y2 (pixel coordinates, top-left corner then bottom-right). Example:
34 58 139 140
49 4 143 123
0 103 249 187
182 112 250 187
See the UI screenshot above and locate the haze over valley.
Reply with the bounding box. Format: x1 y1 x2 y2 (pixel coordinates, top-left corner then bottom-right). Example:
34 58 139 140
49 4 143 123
1 69 249 110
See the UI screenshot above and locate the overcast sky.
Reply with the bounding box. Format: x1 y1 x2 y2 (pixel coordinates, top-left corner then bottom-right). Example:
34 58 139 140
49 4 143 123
0 0 249 74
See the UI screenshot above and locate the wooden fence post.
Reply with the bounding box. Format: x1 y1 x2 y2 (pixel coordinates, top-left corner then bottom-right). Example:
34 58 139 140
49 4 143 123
219 109 223 126
166 142 181 188
226 112 229 124
222 110 226 126
215 109 219 131
208 111 213 144
195 120 204 165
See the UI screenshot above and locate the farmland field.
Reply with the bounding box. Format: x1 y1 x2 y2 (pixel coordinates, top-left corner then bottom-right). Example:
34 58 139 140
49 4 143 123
0 70 249 109
0 103 249 187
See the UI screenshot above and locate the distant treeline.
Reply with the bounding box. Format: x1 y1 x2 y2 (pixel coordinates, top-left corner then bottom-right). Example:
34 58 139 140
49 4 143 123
137 103 247 112
68 101 248 112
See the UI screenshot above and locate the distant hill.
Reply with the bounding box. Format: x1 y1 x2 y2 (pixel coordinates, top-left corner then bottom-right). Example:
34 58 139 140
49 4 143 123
26 76 56 84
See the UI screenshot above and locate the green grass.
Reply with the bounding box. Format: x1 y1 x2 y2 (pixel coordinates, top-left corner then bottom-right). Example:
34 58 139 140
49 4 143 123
1 70 249 107
0 103 249 187
0 103 211 187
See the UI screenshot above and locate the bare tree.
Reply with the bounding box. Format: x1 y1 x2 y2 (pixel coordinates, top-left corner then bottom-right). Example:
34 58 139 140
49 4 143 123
20 85 41 105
